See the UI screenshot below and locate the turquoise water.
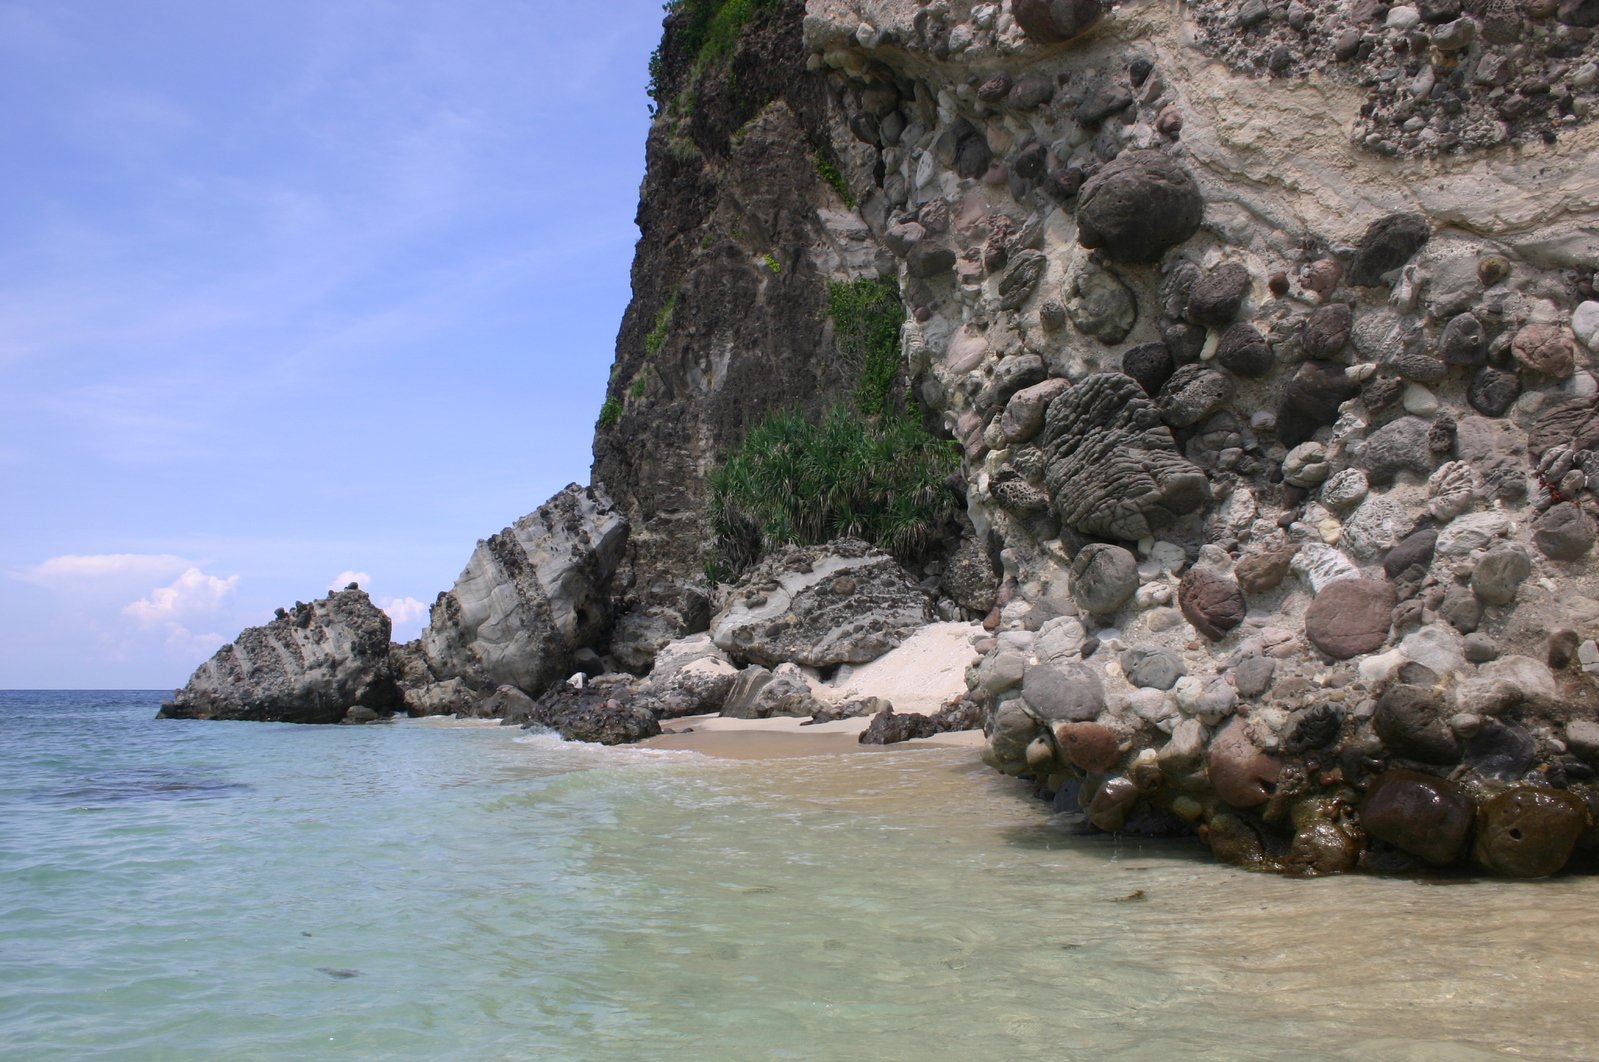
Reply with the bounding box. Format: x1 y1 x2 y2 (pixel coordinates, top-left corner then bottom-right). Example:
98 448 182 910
4 691 1599 1060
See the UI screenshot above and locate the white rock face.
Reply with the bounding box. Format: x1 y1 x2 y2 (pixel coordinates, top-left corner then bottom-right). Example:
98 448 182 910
421 484 628 695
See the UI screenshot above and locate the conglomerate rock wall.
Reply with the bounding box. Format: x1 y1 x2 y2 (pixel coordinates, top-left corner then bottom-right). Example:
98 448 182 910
591 0 1599 874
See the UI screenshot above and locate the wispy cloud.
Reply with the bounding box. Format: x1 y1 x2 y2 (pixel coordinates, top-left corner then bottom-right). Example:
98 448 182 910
123 567 240 627
13 552 190 587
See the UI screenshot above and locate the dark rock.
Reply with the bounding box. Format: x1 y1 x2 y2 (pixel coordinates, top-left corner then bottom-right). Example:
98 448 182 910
1201 811 1267 867
1466 720 1538 779
162 587 403 724
1179 566 1247 641
977 74 1013 102
1163 322 1207 365
941 533 1000 613
500 683 661 745
1374 684 1460 764
1076 86 1135 124
1121 646 1187 690
906 242 957 278
1066 262 1138 343
1013 0 1109 42
1534 502 1596 561
1215 322 1275 377
1440 313 1486 365
1158 364 1235 428
1279 361 1360 446
1467 366 1521 417
1393 352 1447 384
1207 718 1283 809
1087 775 1141 831
1360 417 1436 484
1075 150 1203 264
980 354 1049 411
1022 659 1107 722
1383 529 1438 579
1303 303 1353 359
1187 262 1252 326
1558 0 1599 25
998 249 1048 310
1439 583 1483 633
1428 413 1457 456
1347 213 1431 287
1070 542 1139 614
1039 372 1213 541
1283 703 1343 752
858 706 939 744
1122 342 1176 396
1009 76 1056 109
1361 769 1473 865
1056 721 1123 772
1474 788 1591 876
1305 578 1396 659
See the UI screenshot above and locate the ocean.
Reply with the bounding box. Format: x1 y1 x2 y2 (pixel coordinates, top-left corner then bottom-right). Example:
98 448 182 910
3 690 1598 1060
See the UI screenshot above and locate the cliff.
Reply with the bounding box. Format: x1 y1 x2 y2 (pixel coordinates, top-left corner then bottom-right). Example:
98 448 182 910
174 0 1599 877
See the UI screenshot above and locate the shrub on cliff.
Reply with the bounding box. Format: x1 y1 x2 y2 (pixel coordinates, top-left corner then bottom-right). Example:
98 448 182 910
709 405 959 574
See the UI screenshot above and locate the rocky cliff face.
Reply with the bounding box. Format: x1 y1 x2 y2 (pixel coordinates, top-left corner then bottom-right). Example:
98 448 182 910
589 0 1599 875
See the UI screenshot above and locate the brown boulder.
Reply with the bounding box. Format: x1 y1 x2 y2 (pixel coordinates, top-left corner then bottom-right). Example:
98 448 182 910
1362 769 1474 865
1179 566 1247 641
1056 721 1122 772
1304 578 1396 659
1474 788 1591 877
1206 717 1283 809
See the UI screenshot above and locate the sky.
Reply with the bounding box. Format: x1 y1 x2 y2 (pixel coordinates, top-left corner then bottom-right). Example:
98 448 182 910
0 0 668 688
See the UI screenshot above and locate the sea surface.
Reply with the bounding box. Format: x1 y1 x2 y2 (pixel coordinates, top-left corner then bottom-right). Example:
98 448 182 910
3 690 1599 1060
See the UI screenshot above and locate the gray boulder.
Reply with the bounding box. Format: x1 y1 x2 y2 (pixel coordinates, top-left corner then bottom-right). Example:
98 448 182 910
720 665 825 719
1040 372 1213 542
420 484 629 697
1075 151 1203 264
710 539 932 668
161 587 402 724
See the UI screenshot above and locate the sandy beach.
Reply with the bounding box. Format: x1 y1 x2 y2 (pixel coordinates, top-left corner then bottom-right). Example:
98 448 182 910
644 712 986 759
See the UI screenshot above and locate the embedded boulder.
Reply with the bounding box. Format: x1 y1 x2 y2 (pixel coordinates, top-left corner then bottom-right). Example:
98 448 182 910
1074 151 1203 264
1361 770 1474 865
161 587 402 724
1013 0 1109 43
710 539 933 668
420 484 628 697
1039 372 1213 542
1304 578 1396 659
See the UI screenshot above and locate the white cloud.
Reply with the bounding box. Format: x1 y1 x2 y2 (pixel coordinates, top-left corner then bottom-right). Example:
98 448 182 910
123 567 240 627
380 595 427 626
330 570 371 590
14 552 190 587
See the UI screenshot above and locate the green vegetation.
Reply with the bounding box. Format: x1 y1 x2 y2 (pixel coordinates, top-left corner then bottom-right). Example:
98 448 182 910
762 252 782 274
648 0 783 113
828 276 905 418
597 396 623 429
646 290 679 356
813 153 856 209
709 406 959 573
630 375 648 399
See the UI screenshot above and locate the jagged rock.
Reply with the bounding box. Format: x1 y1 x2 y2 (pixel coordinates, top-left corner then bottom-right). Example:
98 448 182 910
1468 366 1521 417
1013 0 1109 43
998 250 1048 311
635 634 739 718
1474 788 1590 877
1069 542 1139 614
162 588 402 724
1039 372 1212 541
421 484 628 697
1075 150 1203 264
1304 303 1353 358
1362 770 1474 865
1186 262 1251 326
1304 578 1396 659
500 682 661 745
1347 213 1430 287
1360 417 1436 484
1179 565 1246 641
1528 395 1599 460
710 540 932 668
858 698 984 745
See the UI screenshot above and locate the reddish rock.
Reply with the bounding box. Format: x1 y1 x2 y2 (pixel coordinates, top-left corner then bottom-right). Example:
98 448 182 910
1234 548 1295 595
1304 578 1396 659
1087 775 1140 832
1512 323 1577 379
1056 721 1122 772
1474 788 1591 877
1206 718 1283 809
1179 566 1247 641
1362 769 1474 865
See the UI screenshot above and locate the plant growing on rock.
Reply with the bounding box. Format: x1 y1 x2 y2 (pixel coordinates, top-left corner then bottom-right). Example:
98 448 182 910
597 396 623 429
827 275 904 418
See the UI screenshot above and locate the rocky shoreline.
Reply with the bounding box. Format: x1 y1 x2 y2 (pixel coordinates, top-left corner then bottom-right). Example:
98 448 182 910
168 0 1599 879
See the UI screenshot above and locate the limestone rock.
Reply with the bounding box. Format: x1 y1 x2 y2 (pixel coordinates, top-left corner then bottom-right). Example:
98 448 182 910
421 484 628 697
710 540 932 668
720 665 825 719
162 587 403 724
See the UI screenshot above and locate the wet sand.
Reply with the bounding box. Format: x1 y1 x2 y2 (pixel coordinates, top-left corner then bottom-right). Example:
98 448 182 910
644 712 985 759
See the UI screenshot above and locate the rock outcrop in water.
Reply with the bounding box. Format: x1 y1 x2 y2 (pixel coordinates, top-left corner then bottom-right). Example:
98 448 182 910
161 587 403 724
176 0 1599 877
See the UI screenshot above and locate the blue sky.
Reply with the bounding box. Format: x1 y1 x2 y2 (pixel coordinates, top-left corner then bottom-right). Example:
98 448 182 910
1 1 666 688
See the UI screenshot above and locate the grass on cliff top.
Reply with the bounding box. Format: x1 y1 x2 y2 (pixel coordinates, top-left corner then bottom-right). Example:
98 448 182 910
649 0 783 113
709 406 960 573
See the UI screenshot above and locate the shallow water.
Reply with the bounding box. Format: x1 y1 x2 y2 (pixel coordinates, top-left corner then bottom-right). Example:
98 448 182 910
3 691 1597 1060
